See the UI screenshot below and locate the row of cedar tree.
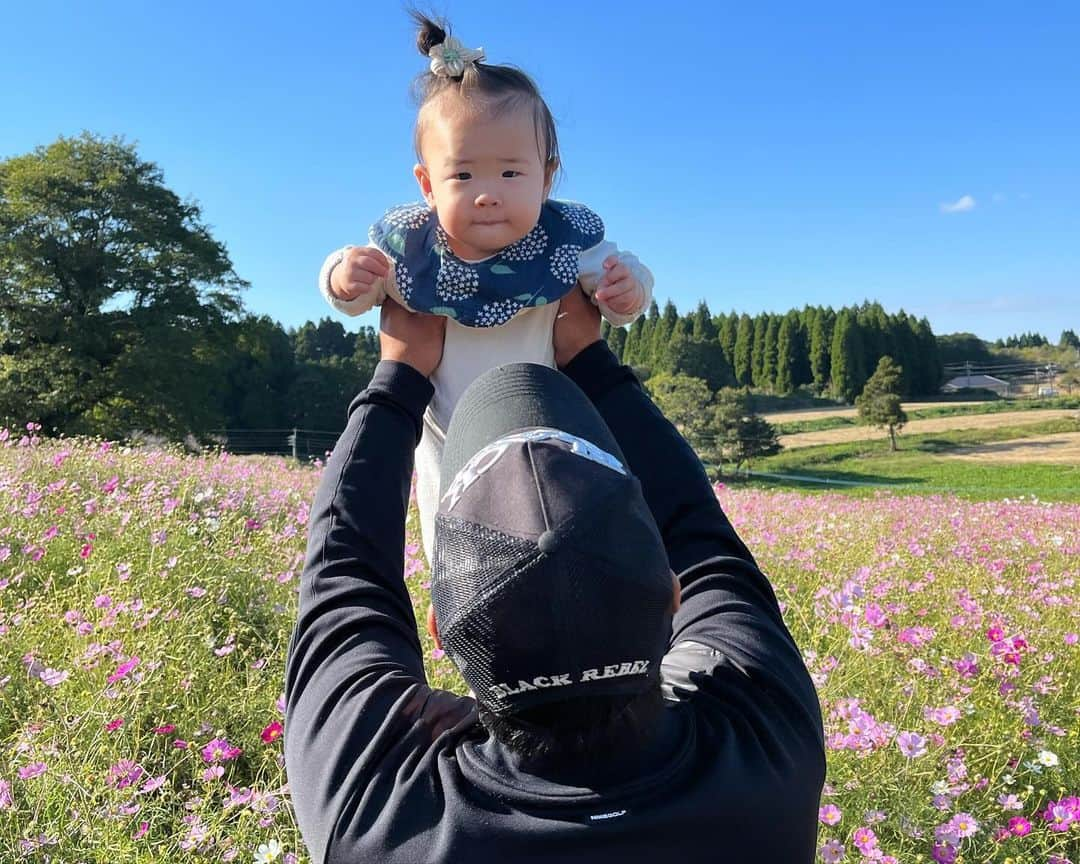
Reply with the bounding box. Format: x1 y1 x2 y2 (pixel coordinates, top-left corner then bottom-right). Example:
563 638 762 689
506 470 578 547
0 134 942 442
603 300 943 403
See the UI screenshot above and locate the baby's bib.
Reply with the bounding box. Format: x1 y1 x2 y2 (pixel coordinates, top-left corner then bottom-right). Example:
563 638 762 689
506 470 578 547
368 200 604 328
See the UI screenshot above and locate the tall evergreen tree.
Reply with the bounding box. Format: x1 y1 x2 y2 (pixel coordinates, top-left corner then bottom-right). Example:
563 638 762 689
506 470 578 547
775 314 797 394
750 314 769 388
733 314 754 386
830 309 866 402
761 315 780 392
650 300 680 366
719 312 738 370
915 317 943 394
809 307 834 393
637 300 660 368
607 324 627 361
623 314 645 366
691 301 717 341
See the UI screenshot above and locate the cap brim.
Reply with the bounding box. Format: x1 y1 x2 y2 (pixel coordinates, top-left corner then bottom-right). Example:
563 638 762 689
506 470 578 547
440 363 626 501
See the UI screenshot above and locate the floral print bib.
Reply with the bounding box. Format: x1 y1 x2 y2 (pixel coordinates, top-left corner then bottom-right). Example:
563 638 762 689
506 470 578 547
368 200 605 327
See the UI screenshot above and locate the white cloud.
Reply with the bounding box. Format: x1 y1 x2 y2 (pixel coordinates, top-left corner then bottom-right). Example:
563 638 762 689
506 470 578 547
940 194 976 214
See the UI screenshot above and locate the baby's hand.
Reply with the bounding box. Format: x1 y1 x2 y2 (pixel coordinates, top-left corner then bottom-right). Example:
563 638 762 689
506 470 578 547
330 246 390 301
595 255 645 317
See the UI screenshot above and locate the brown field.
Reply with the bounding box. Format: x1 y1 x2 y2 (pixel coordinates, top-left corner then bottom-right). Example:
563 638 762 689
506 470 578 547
778 409 1079 449
945 431 1080 465
762 401 987 425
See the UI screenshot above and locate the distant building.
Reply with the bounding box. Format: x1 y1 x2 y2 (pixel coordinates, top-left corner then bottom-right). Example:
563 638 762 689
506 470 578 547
942 374 1011 396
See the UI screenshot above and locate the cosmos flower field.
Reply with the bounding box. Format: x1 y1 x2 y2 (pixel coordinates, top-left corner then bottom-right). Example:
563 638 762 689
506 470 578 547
1 426 1077 862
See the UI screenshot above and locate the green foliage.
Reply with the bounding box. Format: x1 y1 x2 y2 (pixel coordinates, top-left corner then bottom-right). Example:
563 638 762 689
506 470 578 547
0 133 245 436
809 308 833 392
750 314 768 388
645 373 713 450
856 356 908 450
659 336 732 392
830 310 865 402
733 313 754 386
707 388 781 472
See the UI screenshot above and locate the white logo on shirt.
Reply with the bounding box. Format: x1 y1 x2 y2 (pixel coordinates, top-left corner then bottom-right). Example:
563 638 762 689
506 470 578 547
590 810 628 821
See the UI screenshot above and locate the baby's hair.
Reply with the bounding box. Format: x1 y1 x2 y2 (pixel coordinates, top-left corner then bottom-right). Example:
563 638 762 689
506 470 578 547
409 11 560 183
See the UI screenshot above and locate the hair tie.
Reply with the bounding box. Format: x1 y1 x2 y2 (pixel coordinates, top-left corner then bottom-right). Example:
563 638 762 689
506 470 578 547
429 35 485 78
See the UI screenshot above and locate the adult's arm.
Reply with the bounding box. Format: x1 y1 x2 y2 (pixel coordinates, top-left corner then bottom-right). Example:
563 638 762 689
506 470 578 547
561 340 823 745
284 360 459 864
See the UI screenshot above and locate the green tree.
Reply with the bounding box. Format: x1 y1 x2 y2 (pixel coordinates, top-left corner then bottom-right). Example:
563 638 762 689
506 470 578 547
707 388 781 473
623 315 645 366
606 323 627 361
660 336 731 392
856 356 908 451
775 313 797 394
649 300 680 368
718 312 738 371
761 315 780 391
750 314 769 387
691 300 717 341
830 309 865 402
1060 329 1079 350
0 133 245 436
733 313 754 386
645 373 713 451
809 307 834 393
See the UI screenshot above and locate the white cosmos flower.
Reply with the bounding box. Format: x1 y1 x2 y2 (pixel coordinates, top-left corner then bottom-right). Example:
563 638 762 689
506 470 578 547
1036 749 1059 767
429 36 485 78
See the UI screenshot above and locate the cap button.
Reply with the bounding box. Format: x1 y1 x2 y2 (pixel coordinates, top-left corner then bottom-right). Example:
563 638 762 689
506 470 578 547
537 530 558 554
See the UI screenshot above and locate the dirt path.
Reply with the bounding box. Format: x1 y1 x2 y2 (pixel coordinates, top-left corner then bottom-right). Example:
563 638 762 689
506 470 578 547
778 409 1078 449
944 431 1080 465
763 401 987 425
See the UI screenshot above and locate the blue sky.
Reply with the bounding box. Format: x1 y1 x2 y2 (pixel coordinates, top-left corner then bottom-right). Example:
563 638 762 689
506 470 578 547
2 0 1077 341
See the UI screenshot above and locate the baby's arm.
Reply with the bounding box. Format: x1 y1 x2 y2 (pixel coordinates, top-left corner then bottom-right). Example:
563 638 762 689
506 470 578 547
319 246 392 317
577 241 654 327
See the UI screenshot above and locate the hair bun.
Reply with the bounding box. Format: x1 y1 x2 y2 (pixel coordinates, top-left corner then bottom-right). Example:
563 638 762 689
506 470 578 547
412 11 448 57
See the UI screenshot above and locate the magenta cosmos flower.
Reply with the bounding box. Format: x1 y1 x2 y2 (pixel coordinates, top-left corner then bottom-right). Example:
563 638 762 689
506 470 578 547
201 738 242 764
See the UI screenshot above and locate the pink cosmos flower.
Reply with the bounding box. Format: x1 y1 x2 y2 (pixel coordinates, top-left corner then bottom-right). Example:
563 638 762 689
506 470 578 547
949 812 978 838
852 826 877 852
261 721 283 744
132 821 149 840
104 717 124 732
1007 816 1031 836
997 793 1023 810
0 778 13 809
152 724 176 735
139 775 166 794
819 839 845 862
107 656 140 684
819 804 842 826
106 760 143 790
39 668 69 688
202 737 242 764
18 763 46 780
896 731 927 758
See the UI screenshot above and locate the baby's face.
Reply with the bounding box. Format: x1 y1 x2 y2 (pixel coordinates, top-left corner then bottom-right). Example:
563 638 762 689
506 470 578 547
414 99 551 260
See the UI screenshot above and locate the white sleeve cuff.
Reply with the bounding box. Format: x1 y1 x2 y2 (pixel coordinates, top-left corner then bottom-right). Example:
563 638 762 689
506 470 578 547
576 241 654 327
319 246 387 317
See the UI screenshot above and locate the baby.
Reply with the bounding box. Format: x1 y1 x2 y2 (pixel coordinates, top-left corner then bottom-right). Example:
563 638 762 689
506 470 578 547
320 14 653 561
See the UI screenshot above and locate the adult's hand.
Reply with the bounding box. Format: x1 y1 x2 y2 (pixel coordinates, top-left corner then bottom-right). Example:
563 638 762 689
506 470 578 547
553 286 602 368
379 298 446 378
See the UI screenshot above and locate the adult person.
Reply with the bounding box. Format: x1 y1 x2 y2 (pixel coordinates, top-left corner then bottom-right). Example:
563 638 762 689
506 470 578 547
284 289 826 862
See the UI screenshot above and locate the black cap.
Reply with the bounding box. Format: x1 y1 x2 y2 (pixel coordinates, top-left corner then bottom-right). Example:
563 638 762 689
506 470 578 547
432 363 673 716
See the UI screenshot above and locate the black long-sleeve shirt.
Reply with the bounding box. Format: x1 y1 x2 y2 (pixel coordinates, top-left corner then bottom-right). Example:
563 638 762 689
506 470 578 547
285 342 825 863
